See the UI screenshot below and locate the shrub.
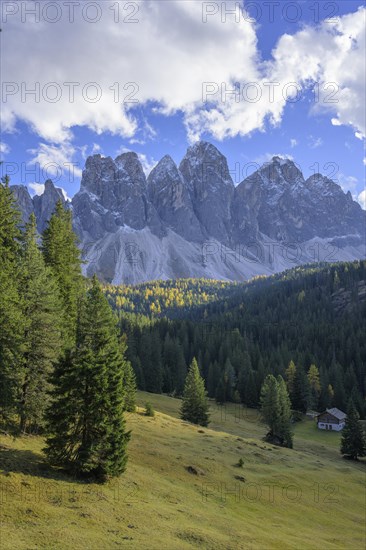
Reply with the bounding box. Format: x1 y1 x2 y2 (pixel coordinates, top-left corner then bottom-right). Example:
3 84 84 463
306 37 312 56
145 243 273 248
144 402 155 417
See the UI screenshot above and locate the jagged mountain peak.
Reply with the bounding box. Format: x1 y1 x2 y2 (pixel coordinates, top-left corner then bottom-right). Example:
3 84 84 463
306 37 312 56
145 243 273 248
258 156 304 186
185 140 224 158
115 151 146 188
11 141 365 284
147 155 180 187
305 173 355 202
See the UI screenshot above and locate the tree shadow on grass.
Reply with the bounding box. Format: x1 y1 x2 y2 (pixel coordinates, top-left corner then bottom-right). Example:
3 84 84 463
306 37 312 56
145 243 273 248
0 445 83 485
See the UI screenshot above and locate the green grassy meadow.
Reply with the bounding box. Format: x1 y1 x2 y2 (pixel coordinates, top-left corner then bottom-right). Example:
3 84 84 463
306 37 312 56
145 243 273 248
1 392 364 549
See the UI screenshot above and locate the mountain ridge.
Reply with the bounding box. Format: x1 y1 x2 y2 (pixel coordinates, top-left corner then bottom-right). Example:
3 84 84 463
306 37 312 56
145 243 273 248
11 141 366 283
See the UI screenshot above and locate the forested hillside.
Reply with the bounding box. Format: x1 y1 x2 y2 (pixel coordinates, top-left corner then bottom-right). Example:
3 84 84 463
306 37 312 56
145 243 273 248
104 278 240 317
109 261 366 417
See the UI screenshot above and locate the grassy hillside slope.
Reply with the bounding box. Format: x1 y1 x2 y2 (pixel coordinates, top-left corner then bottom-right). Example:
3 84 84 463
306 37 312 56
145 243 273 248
1 392 364 550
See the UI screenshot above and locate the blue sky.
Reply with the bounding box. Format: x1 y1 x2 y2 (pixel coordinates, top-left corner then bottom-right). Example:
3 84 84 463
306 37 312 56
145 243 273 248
1 1 365 206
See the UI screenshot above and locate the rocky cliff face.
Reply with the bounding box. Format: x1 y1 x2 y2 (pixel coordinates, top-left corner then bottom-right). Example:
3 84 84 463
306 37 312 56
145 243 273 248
179 142 234 243
11 142 366 283
11 180 66 232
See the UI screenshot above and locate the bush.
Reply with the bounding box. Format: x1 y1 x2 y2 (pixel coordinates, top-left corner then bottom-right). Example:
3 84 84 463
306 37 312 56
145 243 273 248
237 458 244 468
144 402 155 417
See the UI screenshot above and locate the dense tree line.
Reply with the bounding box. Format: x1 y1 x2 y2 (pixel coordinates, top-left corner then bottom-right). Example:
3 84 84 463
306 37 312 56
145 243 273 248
113 261 366 417
0 175 133 479
105 278 239 317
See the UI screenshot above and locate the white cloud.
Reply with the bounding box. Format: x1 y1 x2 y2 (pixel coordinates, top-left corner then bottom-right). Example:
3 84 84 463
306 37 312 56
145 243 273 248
254 153 294 165
309 136 323 149
27 142 82 181
337 173 359 196
138 154 158 176
357 189 366 209
28 182 45 196
185 6 366 142
28 181 71 201
0 142 10 155
363 158 366 166
1 2 365 145
331 118 341 126
290 139 297 148
2 1 257 144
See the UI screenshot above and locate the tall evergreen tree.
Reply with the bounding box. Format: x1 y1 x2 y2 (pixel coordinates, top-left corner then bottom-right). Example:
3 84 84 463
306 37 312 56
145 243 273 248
181 358 210 426
260 374 293 448
119 334 137 412
0 174 24 419
18 214 62 432
285 360 296 400
340 400 366 460
245 369 259 408
291 365 309 413
307 364 321 410
45 276 130 479
260 374 279 436
277 376 293 448
42 200 83 349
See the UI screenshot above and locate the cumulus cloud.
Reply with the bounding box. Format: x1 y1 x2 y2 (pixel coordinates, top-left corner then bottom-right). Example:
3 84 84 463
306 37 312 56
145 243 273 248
309 136 323 149
0 142 10 156
337 173 359 197
28 182 45 196
27 142 82 182
1 2 365 145
138 153 158 176
357 189 366 209
185 6 366 142
254 153 294 164
2 1 257 144
28 181 71 201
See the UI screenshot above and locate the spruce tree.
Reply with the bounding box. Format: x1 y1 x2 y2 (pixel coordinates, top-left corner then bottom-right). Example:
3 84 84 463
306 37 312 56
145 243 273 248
181 358 210 426
0 174 24 419
307 364 321 410
45 276 130 479
285 360 296 399
277 376 293 448
292 365 309 413
260 374 280 436
119 334 137 412
245 370 259 408
42 200 83 349
340 400 366 460
18 214 62 432
260 374 293 448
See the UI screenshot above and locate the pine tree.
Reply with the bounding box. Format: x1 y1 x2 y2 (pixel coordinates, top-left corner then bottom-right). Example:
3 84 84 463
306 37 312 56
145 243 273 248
277 376 293 448
119 335 137 412
307 364 321 410
285 360 296 398
340 400 366 460
245 369 259 408
292 365 309 413
42 201 83 349
18 214 62 432
140 331 163 393
122 361 137 412
260 374 280 436
181 358 210 426
215 376 226 405
0 174 24 419
45 276 130 479
260 374 293 448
